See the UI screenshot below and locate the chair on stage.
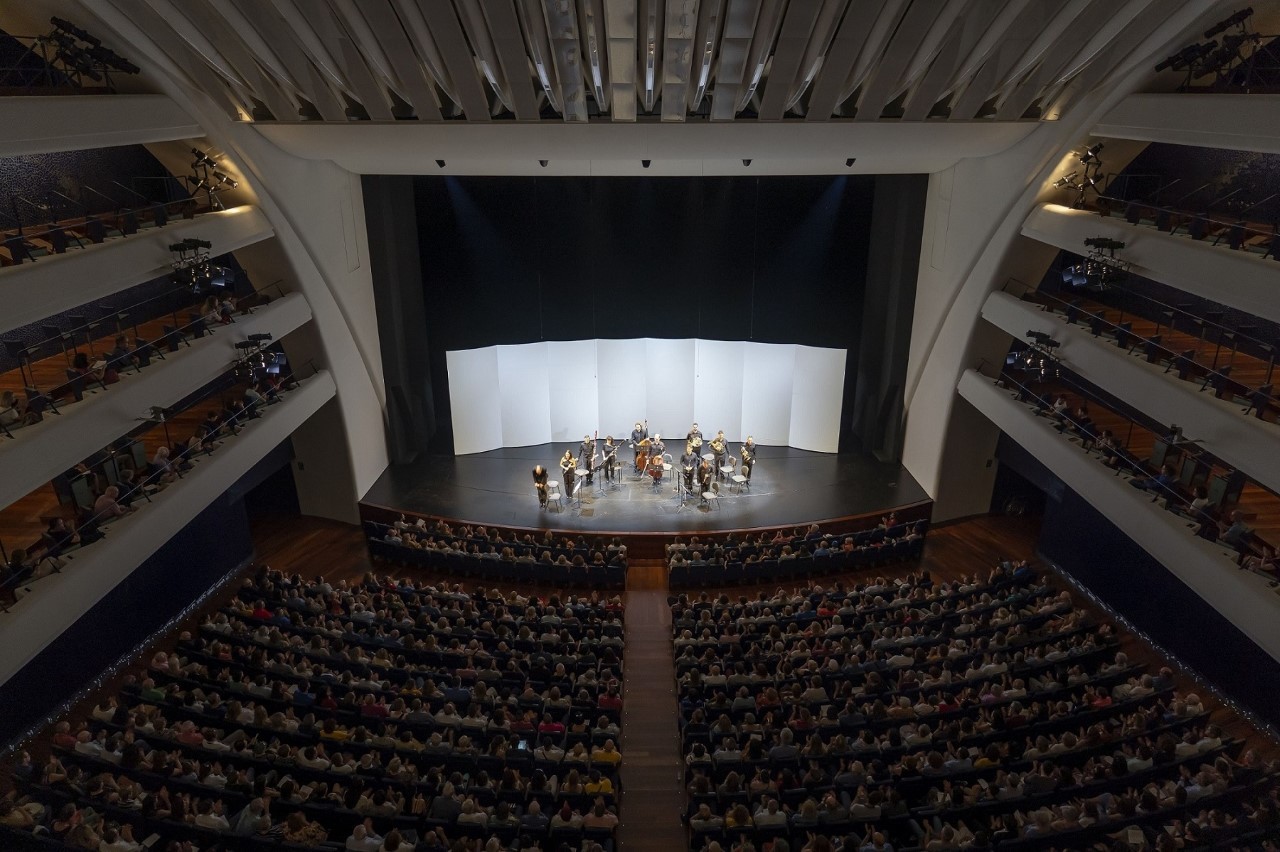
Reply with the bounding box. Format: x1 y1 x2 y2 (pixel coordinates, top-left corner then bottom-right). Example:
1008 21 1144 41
719 454 736 484
701 480 721 510
546 480 563 511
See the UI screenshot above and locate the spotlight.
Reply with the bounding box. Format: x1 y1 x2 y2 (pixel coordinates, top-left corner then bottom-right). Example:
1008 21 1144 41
539 159 549 167
742 159 752 167
212 170 238 188
1084 237 1126 252
1205 7 1252 38
247 333 273 344
845 158 856 167
435 159 446 169
641 159 651 169
190 148 216 168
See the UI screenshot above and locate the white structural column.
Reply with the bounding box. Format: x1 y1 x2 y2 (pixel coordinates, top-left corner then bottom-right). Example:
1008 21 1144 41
1095 93 1280 155
1022 203 1280 326
0 95 200 156
0 370 336 688
958 368 1280 665
982 290 1280 496
0 294 313 513
0 206 274 337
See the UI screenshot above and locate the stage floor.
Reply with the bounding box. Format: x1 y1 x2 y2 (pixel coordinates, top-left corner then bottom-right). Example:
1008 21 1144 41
360 444 929 534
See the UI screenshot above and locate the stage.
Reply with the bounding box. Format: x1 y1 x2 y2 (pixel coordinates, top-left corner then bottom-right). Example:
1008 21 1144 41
359 443 930 535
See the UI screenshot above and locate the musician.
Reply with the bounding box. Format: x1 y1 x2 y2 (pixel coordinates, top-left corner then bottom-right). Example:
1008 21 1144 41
685 423 703 456
602 436 618 482
579 434 596 485
630 421 648 466
697 458 712 493
741 436 757 482
560 450 577 494
650 433 665 460
680 448 698 493
710 430 728 481
532 464 549 508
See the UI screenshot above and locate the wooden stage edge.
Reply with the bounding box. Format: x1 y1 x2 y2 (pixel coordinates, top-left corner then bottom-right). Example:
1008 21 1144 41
357 498 934 561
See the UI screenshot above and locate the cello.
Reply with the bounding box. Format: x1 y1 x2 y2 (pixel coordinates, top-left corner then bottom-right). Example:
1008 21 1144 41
635 438 651 474
648 451 665 483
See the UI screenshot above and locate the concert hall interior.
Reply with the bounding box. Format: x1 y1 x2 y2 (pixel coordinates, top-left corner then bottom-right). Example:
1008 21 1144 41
4 2 1280 851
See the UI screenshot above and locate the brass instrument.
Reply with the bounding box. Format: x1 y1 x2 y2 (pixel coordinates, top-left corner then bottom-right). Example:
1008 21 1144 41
710 436 726 455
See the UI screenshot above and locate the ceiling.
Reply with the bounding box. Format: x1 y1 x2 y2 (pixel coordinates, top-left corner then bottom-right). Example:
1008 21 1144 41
85 0 1200 124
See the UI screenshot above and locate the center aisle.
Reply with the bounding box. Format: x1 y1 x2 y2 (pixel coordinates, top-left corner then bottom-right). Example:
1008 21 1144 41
618 582 687 852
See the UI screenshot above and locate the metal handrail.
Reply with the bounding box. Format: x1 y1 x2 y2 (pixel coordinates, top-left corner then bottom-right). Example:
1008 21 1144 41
1090 192 1278 247
0 194 206 257
1 279 290 407
1041 264 1278 363
1003 279 1277 408
2 361 318 591
982 362 1217 520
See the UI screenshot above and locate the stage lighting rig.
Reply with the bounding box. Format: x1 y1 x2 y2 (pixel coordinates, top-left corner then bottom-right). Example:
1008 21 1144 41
169 238 215 291
43 18 138 87
187 149 238 210
1205 7 1254 39
1054 143 1105 208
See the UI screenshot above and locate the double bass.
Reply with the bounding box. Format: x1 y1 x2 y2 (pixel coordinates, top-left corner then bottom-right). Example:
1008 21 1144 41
635 438 652 474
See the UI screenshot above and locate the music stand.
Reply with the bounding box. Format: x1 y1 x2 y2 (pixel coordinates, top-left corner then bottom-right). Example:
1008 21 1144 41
573 471 587 508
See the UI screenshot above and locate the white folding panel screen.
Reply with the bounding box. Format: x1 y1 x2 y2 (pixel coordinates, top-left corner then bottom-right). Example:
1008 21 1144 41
447 339 845 454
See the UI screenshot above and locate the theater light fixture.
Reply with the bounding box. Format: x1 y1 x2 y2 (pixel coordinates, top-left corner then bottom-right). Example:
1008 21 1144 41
435 159 446 169
641 159 651 169
845 158 856 167
742 159 752 167
1054 143 1105 208
539 160 549 168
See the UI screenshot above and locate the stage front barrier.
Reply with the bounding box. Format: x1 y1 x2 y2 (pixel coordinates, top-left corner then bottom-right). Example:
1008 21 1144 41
446 338 845 454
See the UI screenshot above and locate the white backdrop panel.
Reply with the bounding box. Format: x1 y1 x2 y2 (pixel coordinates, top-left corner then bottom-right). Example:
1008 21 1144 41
790 345 846 452
645 338 696 442
446 347 503 454
694 339 745 443
597 339 647 440
547 340 599 443
741 342 795 445
496 344 551 448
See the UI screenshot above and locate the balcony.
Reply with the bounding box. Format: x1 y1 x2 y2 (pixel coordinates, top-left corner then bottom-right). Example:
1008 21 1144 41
0 367 336 687
958 367 1280 664
0 206 274 336
0 95 200 156
982 289 1280 496
1021 203 1280 326
0 291 312 511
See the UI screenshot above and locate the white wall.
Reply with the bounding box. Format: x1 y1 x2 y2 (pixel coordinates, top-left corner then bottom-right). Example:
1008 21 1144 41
1096 93 1280 155
0 94 199 156
447 339 845 452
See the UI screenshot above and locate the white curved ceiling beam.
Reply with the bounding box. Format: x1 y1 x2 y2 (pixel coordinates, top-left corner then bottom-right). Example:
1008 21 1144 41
638 0 664 113
542 0 589 121
455 0 512 111
710 0 761 120
837 0 909 108
416 0 493 120
480 0 542 120
803 1 880 120
269 0 354 97
229 0 347 120
1001 0 1090 87
578 0 611 111
662 0 699 121
949 0 1048 119
516 0 564 113
736 0 785 111
329 0 406 98
337 36 396 119
784 0 849 112
857 0 947 120
174 0 301 120
899 15 965 120
207 0 297 88
606 0 638 120
1053 0 1156 85
391 0 460 108
140 0 244 86
687 0 726 113
358 0 443 120
947 0 1029 93
898 0 970 93
997 0 1115 120
757 0 821 120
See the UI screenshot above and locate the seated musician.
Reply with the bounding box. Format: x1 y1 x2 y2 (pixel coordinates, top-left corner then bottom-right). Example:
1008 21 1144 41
650 433 665 459
697 458 712 492
741 436 757 482
532 465 549 508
